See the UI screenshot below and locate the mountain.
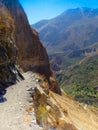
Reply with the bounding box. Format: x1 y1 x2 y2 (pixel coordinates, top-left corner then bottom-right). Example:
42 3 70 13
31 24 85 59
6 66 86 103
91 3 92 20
33 7 98 75
33 7 98 54
0 0 61 94
33 7 98 106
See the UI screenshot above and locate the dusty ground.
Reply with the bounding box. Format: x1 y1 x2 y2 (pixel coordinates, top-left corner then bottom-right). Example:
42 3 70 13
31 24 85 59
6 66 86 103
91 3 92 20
0 72 42 130
51 92 98 130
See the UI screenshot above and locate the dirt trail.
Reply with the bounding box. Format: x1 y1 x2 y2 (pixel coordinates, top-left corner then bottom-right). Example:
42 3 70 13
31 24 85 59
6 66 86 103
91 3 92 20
0 72 42 130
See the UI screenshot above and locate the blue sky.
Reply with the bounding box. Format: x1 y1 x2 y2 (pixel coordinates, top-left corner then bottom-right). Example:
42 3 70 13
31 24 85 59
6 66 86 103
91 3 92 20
20 0 98 24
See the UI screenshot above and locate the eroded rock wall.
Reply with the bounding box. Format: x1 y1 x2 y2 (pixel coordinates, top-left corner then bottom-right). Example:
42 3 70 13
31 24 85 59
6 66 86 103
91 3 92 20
0 4 23 90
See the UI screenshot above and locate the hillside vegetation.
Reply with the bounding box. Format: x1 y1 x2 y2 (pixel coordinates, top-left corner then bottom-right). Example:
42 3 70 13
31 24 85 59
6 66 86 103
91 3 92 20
58 53 98 107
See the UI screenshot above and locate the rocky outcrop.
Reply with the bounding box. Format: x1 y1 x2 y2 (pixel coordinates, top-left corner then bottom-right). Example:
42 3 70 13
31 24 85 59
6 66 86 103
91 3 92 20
0 4 23 90
32 75 78 130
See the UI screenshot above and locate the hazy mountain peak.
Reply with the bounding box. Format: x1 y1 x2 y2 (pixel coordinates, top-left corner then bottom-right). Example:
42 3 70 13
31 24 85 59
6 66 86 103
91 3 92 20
33 7 98 54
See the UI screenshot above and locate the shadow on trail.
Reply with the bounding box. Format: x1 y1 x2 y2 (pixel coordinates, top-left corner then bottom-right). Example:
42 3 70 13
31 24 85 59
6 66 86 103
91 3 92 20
0 89 7 103
0 82 14 103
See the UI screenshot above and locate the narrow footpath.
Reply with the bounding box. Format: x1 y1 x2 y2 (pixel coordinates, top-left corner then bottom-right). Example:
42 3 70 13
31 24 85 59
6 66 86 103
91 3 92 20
0 72 43 130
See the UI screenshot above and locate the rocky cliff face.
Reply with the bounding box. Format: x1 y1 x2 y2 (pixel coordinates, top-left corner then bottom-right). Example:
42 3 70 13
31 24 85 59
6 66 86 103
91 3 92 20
0 0 61 94
0 4 23 90
2 0 52 78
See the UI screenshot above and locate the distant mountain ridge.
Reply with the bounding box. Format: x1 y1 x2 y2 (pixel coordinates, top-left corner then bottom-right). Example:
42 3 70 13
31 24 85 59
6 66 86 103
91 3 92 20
33 7 98 54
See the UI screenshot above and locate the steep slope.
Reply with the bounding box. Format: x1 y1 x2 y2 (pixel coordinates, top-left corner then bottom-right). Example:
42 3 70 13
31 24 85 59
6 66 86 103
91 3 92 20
33 7 98 54
50 92 98 130
33 78 98 130
2 0 52 78
0 4 23 90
